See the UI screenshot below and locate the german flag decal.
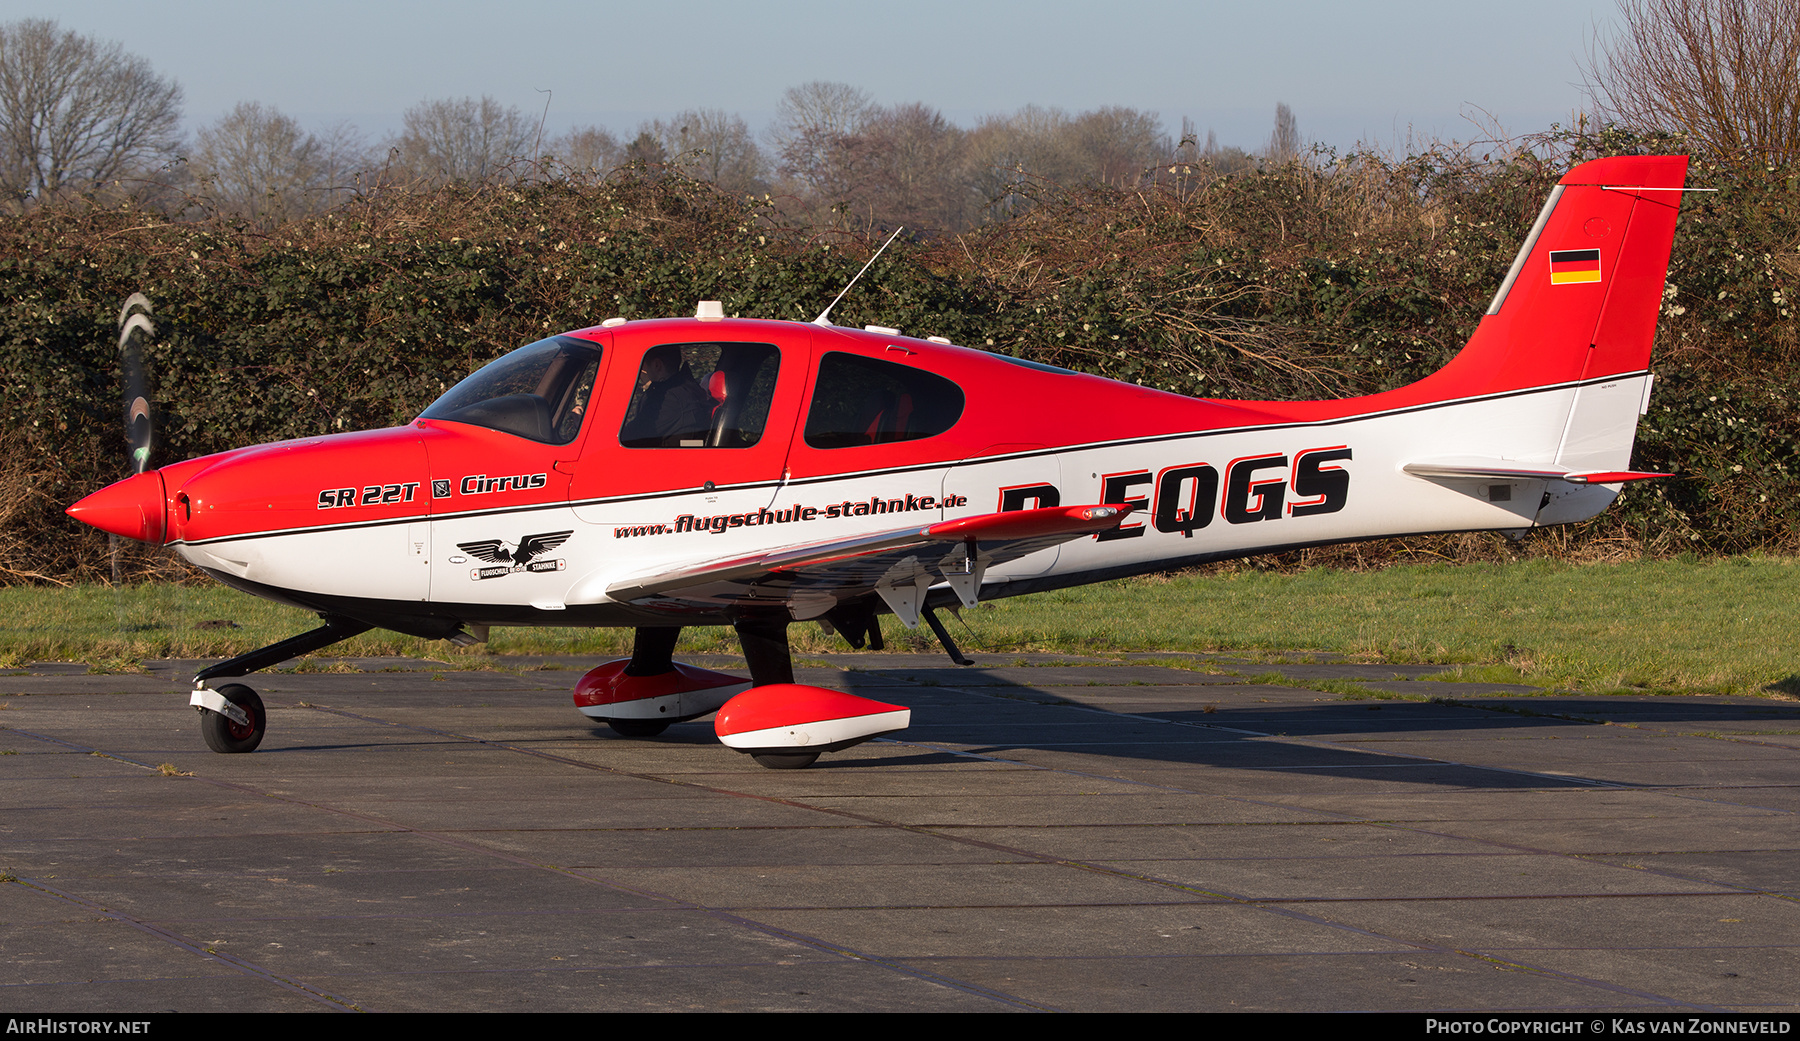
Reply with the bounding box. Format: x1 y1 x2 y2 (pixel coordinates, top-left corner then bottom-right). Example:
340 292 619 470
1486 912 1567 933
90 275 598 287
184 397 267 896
1549 248 1602 285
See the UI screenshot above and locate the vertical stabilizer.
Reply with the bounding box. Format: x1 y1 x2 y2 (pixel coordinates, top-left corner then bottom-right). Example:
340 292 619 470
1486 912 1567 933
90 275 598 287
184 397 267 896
1412 155 1688 403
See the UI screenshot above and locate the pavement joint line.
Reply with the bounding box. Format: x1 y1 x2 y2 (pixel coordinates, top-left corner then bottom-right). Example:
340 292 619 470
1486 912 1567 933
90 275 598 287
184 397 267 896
279 704 1569 1004
1179 890 1771 905
1445 947 1723 1006
1245 794 1800 907
11 670 1785 1010
822 721 1795 913
1117 864 1724 1009
1074 862 1727 1010
887 737 1207 792
743 735 1739 1009
1426 698 1800 752
4 876 366 1012
1560 856 1800 904
8 716 1053 1013
250 702 1062 1011
864 696 1774 1008
1208 777 1800 903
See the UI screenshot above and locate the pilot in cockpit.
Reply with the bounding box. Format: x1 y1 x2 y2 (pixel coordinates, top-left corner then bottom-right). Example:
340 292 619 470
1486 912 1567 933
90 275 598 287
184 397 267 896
622 344 711 447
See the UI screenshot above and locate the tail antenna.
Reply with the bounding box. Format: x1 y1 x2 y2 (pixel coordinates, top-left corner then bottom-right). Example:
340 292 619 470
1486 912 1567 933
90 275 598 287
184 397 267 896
812 226 905 327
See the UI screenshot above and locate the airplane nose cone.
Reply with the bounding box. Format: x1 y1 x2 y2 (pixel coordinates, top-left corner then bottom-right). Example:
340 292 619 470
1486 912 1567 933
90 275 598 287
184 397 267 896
67 470 167 544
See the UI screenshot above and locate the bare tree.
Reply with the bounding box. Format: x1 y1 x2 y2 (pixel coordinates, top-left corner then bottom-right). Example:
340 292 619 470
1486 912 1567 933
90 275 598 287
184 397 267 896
837 102 968 230
966 106 1077 219
0 19 182 206
1202 132 1256 176
1175 116 1201 165
644 108 768 192
769 81 873 192
966 105 1169 218
392 95 533 184
545 124 621 176
190 102 365 222
1067 106 1168 184
1586 0 1800 164
1266 102 1302 161
313 120 369 196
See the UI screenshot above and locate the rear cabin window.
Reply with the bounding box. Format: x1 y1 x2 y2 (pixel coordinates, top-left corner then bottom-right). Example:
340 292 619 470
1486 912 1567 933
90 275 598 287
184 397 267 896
620 342 780 448
803 352 965 449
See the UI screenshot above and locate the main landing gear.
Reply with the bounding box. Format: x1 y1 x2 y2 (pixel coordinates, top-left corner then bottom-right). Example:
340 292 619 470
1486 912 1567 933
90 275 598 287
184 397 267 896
572 625 751 737
187 610 919 770
189 616 372 754
575 612 912 770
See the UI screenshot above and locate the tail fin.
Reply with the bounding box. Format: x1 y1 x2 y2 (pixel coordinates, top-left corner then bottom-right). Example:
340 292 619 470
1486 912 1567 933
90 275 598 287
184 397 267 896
1271 155 1688 427
1419 154 1689 400
1382 155 1689 525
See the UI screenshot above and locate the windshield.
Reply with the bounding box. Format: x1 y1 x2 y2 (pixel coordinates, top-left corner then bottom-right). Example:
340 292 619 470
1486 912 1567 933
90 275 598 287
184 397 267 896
420 335 602 444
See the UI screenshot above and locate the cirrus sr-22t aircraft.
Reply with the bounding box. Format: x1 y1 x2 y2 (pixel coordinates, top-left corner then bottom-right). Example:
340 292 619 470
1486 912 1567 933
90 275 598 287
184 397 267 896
69 155 1688 768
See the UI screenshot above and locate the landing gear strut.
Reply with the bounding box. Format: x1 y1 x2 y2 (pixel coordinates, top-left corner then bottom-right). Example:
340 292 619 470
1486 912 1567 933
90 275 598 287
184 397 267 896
731 612 795 686
713 610 912 770
606 626 682 737
730 612 817 768
190 615 373 754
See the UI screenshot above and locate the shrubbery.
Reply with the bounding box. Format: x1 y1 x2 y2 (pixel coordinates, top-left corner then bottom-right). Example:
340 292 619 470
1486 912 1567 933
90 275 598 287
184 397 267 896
6 133 1796 581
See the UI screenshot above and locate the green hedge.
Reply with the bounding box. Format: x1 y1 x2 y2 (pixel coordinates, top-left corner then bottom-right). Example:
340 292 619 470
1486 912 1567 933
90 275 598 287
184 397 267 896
6 138 1797 581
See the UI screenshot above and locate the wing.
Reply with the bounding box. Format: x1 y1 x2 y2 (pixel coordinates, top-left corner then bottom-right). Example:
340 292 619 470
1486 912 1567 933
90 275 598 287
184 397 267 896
604 505 1128 626
457 539 512 564
517 530 574 563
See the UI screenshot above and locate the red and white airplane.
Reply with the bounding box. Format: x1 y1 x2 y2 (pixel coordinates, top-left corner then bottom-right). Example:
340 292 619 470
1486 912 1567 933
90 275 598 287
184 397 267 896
69 154 1688 767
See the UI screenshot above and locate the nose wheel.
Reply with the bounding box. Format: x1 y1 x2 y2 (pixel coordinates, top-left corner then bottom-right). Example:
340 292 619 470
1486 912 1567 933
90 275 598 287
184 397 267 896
198 683 266 754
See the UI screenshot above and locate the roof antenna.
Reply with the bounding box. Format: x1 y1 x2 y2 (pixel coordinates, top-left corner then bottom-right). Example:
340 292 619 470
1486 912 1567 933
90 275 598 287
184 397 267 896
533 88 552 161
813 226 904 326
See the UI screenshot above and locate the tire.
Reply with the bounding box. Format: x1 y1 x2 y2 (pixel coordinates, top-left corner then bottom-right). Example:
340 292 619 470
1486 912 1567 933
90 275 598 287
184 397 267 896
751 751 819 770
200 683 265 754
606 718 669 738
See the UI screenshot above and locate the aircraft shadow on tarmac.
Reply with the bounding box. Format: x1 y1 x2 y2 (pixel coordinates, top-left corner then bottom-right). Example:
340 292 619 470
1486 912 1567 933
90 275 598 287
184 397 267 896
213 657 1800 790
790 664 1800 790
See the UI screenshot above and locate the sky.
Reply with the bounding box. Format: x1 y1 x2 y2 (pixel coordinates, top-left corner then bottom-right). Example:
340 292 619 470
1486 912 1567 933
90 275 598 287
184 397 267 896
13 0 1620 153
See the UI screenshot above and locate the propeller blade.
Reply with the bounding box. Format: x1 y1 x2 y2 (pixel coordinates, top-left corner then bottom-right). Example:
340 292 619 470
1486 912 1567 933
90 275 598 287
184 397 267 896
118 295 155 475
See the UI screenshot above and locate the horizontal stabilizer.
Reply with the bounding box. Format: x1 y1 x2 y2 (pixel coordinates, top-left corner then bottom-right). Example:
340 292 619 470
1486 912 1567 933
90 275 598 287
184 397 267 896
1403 460 1670 484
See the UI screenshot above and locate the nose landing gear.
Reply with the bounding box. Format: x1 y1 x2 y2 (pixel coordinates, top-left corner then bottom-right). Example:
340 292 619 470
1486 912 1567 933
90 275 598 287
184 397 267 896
196 683 265 754
189 614 373 753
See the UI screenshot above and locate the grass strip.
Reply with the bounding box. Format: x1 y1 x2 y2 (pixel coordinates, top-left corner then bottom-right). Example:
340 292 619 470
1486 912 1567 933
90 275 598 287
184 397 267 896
2 556 1795 697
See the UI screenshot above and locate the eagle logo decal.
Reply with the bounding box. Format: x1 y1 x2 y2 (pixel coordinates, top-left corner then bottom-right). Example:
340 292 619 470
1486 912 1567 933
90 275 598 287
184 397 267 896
458 530 572 580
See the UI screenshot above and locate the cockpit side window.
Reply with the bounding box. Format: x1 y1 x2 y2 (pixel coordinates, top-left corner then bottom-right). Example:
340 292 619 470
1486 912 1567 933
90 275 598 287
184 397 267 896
620 342 780 449
803 352 965 449
420 335 601 445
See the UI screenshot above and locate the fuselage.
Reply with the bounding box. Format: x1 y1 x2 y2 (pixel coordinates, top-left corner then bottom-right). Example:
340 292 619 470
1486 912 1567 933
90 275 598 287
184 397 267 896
58 154 1690 769
86 315 1637 637
70 154 1691 640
